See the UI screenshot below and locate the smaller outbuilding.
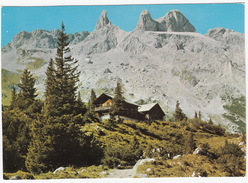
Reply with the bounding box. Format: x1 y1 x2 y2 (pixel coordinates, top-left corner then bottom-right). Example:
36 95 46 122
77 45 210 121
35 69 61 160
138 103 165 121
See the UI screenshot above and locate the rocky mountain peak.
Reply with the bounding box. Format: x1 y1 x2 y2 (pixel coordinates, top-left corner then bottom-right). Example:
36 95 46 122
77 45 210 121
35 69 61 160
205 27 244 45
94 10 112 30
136 10 159 31
156 10 196 32
32 29 49 36
136 9 196 32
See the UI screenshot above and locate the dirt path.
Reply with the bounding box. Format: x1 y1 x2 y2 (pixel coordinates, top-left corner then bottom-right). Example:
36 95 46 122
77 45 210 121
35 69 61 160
107 169 136 178
105 158 155 178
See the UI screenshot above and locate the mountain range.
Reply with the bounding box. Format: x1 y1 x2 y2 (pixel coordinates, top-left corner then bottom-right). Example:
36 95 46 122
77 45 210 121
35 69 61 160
1 10 245 133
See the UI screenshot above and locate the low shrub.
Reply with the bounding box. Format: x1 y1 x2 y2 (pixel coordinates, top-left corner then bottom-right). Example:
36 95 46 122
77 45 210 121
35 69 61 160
4 171 34 180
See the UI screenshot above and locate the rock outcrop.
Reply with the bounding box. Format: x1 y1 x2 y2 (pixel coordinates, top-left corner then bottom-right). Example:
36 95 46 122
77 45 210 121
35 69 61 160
157 10 196 32
206 27 244 45
136 10 160 31
94 10 112 30
136 10 196 32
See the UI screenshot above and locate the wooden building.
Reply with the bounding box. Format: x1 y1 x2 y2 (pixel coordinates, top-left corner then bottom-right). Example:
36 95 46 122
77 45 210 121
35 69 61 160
93 93 165 121
93 93 143 120
93 93 113 120
138 103 165 120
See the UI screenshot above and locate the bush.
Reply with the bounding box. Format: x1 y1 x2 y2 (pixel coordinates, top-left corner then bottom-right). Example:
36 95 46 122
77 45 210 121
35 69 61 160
160 142 183 159
102 144 141 168
194 168 208 177
216 140 245 176
218 140 244 157
217 154 245 176
4 171 34 180
102 119 117 129
203 123 225 135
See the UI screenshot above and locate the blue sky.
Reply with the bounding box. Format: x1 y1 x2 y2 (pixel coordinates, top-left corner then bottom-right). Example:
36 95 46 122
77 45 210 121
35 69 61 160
1 3 244 47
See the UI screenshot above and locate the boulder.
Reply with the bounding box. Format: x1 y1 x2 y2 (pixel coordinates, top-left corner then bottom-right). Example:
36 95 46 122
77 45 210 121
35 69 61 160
146 168 152 172
239 142 245 146
193 147 204 155
104 68 112 74
173 155 181 159
53 167 66 174
193 147 216 159
10 175 22 180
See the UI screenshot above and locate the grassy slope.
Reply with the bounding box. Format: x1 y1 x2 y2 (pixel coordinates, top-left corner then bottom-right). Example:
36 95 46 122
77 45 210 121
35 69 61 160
2 57 45 106
3 119 245 179
1 69 21 106
223 96 246 132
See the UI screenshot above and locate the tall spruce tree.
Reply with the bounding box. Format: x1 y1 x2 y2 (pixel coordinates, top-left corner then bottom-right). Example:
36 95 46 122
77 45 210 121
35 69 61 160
26 23 87 173
88 89 97 114
45 22 80 115
18 69 37 100
111 82 126 118
43 59 57 116
17 69 38 110
9 87 17 110
84 89 98 123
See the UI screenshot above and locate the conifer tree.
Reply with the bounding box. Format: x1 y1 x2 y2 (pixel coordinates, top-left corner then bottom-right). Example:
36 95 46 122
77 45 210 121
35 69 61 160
18 69 37 100
111 82 126 118
26 23 87 173
43 59 56 116
90 89 97 103
173 101 187 121
9 87 17 110
3 69 41 172
3 110 32 172
209 118 213 125
194 111 198 119
45 22 80 115
84 89 98 123
77 91 83 104
74 91 87 117
76 91 84 109
87 89 97 113
17 69 38 110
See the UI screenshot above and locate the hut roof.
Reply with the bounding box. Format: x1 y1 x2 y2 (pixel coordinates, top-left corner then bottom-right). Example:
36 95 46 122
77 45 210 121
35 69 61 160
93 93 139 107
138 103 158 112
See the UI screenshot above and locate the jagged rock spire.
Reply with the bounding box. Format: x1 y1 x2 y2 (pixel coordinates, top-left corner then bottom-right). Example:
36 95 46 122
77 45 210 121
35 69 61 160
157 10 196 32
136 9 196 32
136 10 159 31
94 10 112 30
